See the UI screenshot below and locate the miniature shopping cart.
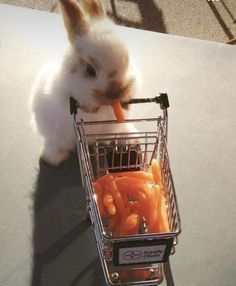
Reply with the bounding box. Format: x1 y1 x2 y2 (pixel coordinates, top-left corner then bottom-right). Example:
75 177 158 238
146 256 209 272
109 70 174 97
70 94 181 286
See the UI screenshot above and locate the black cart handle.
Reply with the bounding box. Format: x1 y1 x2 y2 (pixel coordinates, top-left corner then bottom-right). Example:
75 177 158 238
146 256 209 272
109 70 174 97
128 93 169 109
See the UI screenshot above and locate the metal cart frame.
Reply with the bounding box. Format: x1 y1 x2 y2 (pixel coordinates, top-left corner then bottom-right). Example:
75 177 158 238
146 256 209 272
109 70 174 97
70 94 181 285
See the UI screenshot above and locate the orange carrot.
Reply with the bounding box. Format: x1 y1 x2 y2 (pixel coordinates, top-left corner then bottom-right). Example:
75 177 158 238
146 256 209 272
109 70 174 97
128 201 141 213
112 101 125 123
107 204 116 216
137 191 147 202
131 182 154 199
103 193 114 207
124 213 140 232
138 188 151 226
96 173 114 185
151 158 162 185
112 171 153 182
158 192 170 233
116 216 128 236
137 184 158 230
106 176 129 217
148 184 160 233
114 178 129 195
93 182 107 218
108 213 120 229
93 166 169 237
115 182 139 202
115 177 155 227
115 177 152 198
115 176 149 186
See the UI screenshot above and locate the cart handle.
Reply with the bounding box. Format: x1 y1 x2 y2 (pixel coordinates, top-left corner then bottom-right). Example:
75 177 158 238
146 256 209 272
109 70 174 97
70 93 169 115
128 93 169 109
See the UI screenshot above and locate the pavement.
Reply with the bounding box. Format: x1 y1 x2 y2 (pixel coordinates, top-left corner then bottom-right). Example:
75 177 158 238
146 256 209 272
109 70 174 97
1 3 236 286
1 0 236 43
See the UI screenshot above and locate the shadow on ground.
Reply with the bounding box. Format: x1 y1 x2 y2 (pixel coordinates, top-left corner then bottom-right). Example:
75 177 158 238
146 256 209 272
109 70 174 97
31 153 106 286
108 0 167 33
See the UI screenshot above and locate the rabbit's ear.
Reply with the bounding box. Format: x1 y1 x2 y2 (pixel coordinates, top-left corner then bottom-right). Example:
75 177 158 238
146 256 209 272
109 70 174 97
59 0 88 42
80 0 106 19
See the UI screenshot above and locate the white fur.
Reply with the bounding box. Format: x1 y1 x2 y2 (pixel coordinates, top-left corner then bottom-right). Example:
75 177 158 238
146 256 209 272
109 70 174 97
30 0 139 165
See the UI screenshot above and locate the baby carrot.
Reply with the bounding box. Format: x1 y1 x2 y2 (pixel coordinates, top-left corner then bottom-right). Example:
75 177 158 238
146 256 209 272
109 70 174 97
148 184 160 232
138 191 147 202
108 213 120 229
112 101 125 123
115 217 128 236
115 176 149 186
107 204 116 216
137 184 158 230
112 171 153 182
133 182 154 198
96 173 114 186
115 179 139 201
115 177 153 199
94 167 170 236
93 182 107 218
128 201 141 213
106 176 128 217
124 213 140 232
93 182 102 194
138 189 151 226
114 178 129 194
151 159 162 185
146 186 157 229
103 193 114 208
159 193 170 233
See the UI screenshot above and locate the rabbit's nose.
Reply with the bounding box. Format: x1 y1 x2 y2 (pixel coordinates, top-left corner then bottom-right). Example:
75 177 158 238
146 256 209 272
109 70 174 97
106 90 121 100
105 81 125 101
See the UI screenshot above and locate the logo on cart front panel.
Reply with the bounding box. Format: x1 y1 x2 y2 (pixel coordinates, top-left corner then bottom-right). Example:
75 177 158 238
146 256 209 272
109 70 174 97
119 245 167 265
122 250 142 261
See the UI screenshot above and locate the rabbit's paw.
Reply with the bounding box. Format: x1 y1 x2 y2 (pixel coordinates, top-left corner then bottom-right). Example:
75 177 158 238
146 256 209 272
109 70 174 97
40 143 70 166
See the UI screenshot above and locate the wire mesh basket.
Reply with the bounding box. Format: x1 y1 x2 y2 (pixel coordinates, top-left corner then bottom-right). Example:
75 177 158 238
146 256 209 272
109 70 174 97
70 94 181 285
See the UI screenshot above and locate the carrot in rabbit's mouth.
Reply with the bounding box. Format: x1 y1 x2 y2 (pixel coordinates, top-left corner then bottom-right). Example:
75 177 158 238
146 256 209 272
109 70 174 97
112 101 125 123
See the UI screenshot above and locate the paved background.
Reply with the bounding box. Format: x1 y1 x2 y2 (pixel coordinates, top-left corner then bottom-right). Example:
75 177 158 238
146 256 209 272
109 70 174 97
1 3 236 286
1 0 236 43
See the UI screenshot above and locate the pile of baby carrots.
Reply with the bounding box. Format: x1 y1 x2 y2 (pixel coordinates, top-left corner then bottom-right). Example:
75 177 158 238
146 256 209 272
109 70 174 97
93 159 170 236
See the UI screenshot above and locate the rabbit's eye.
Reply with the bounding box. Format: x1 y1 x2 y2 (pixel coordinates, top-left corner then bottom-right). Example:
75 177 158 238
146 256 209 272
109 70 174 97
86 63 96 77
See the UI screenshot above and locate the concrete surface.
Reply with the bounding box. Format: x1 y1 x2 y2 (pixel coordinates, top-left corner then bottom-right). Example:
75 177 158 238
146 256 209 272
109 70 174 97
1 3 236 286
1 0 236 43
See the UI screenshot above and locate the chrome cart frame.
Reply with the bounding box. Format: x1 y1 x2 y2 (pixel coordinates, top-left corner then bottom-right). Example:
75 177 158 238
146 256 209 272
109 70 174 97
70 94 181 285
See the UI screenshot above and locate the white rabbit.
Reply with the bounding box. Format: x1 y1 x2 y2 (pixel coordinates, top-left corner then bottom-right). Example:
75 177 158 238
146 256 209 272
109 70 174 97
30 0 139 165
